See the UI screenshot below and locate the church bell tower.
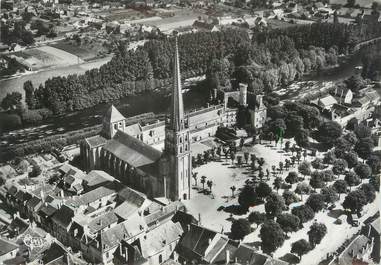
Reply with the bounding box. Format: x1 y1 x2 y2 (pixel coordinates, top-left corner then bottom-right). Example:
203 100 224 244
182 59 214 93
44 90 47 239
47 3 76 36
161 34 192 201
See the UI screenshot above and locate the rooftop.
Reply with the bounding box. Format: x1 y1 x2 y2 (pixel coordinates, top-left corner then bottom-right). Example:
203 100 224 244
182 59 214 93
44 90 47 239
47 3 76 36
103 131 162 168
0 237 18 256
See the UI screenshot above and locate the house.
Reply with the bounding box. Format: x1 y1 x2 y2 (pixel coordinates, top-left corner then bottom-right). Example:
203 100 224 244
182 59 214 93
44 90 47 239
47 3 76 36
176 224 288 265
318 95 338 110
330 235 374 265
114 220 183 265
0 237 19 263
41 242 71 265
332 87 353 104
83 170 116 191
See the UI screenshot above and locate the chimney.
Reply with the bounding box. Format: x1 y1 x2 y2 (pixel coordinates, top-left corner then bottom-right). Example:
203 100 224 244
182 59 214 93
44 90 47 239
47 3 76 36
256 95 263 108
96 240 99 249
187 224 190 232
198 213 201 225
208 238 212 245
60 190 64 198
225 250 230 265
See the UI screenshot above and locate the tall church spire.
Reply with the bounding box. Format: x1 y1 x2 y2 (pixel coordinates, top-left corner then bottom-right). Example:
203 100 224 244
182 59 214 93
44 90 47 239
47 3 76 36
170 34 185 131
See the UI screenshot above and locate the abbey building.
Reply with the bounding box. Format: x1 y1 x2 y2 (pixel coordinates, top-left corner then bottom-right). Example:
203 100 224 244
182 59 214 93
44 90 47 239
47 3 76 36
80 37 267 202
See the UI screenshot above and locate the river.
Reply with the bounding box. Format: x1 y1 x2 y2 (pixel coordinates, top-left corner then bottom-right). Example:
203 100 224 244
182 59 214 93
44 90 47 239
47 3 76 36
0 47 367 147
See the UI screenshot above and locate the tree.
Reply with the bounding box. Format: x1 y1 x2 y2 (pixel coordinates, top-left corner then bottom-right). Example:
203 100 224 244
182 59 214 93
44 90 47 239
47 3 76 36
310 171 325 191
311 158 325 170
359 183 376 203
282 190 299 205
342 190 367 214
344 152 359 169
276 213 300 235
295 128 310 148
344 171 361 190
238 185 257 210
354 164 372 182
1 92 22 110
317 121 342 144
354 124 372 139
291 239 311 259
308 222 327 247
248 211 267 227
273 177 284 193
291 205 315 223
29 164 41 178
201 176 206 190
265 192 285 217
256 182 272 200
230 151 236 164
321 169 335 182
237 155 243 167
355 138 374 161
306 194 325 212
24 80 36 109
320 186 339 204
333 179 348 198
260 220 285 254
298 161 311 179
286 171 299 184
295 182 311 200
323 151 336 164
230 186 236 198
332 159 348 175
244 152 249 164
192 172 198 186
207 180 213 192
230 218 251 240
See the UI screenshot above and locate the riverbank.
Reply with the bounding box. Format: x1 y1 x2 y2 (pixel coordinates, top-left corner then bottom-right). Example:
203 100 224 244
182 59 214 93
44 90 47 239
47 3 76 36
0 55 112 102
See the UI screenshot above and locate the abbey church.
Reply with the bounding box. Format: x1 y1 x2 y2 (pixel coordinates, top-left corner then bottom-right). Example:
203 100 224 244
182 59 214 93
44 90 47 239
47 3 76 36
80 37 267 202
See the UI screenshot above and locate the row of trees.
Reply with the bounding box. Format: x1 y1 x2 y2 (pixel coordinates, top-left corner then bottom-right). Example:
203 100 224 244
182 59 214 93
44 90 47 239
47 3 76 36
22 29 248 114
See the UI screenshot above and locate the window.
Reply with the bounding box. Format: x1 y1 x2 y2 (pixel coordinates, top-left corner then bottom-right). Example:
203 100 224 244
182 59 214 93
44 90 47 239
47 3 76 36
159 255 162 264
185 144 188 151
180 147 182 153
114 124 117 130
180 137 182 143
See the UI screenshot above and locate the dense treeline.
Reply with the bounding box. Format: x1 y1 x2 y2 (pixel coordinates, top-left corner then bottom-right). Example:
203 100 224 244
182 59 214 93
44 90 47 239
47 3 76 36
361 42 381 81
24 29 248 114
252 22 381 53
21 21 381 115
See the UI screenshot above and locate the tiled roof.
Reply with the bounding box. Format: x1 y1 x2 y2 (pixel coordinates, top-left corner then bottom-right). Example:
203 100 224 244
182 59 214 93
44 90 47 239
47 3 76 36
26 196 42 209
371 217 380 235
38 204 57 217
124 123 142 136
0 237 18 256
103 131 162 168
144 201 184 227
68 186 116 207
8 217 29 234
85 170 115 187
85 135 108 148
118 186 146 204
88 211 118 234
140 220 183 257
104 105 125 123
319 95 337 107
98 212 146 250
42 242 66 264
52 205 75 229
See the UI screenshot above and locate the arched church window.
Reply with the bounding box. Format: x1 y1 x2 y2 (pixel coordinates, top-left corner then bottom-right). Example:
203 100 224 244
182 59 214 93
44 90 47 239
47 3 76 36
185 144 188 151
180 147 183 153
179 137 182 143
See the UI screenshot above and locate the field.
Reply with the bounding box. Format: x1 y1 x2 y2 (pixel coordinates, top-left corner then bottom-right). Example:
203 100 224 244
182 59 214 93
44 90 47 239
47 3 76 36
11 46 84 70
50 41 99 61
0 56 112 102
184 139 379 265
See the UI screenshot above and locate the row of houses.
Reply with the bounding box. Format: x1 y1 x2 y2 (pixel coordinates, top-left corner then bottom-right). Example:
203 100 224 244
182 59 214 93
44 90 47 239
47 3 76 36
0 162 289 265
